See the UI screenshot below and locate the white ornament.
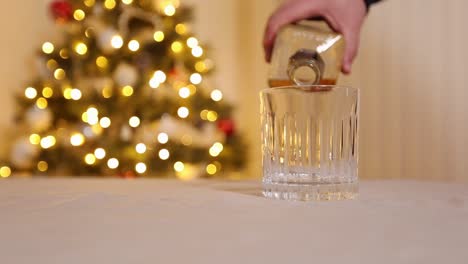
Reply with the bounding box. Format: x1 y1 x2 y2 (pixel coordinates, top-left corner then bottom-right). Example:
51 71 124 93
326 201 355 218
11 138 40 169
97 28 120 54
26 107 53 132
113 63 139 87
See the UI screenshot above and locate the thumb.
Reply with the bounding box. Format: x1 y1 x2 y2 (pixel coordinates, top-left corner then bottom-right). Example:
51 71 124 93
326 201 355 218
342 30 360 74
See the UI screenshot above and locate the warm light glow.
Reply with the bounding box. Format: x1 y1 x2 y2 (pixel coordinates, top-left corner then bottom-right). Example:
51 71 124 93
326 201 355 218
54 68 66 80
157 133 169 144
104 0 117 9
42 42 54 54
190 73 202 85
206 164 217 175
178 87 190 98
187 84 197 94
0 166 11 178
171 41 183 53
207 111 218 122
63 87 73 99
209 142 224 157
59 49 69 59
96 56 108 68
70 133 85 146
122 85 134 96
136 143 147 154
40 135 56 149
164 4 176 16
158 149 170 160
200 109 209 120
47 60 58 70
70 89 82 100
135 162 147 174
175 24 187 35
84 153 96 165
177 107 189 118
192 46 203 57
36 98 48 109
29 134 41 145
149 79 160 89
195 61 207 72
129 116 140 127
87 107 99 117
42 87 53 98
181 135 192 146
111 35 124 49
186 37 198 48
84 0 95 7
153 31 165 42
210 89 223 101
37 161 48 172
121 0 133 4
100 117 111 128
73 9 86 21
102 86 113 98
25 87 37 99
92 124 103 135
85 28 94 38
107 158 119 169
75 42 88 55
87 116 99 126
174 161 184 172
128 40 140 52
94 148 106 159
153 71 167 83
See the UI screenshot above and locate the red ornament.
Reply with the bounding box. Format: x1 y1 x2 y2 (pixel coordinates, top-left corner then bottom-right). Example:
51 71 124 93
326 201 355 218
217 119 235 136
50 0 73 23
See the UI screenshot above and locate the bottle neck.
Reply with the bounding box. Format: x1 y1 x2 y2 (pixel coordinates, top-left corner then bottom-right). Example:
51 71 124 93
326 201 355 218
287 49 325 85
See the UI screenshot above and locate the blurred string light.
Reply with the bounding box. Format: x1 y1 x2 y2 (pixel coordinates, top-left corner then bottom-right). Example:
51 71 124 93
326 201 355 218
136 143 147 154
47 59 58 70
186 37 198 48
94 148 106 159
40 135 56 149
42 42 54 54
42 87 53 98
104 0 116 9
157 133 169 144
164 4 176 16
74 42 88 55
36 98 48 109
29 134 41 145
102 86 113 98
159 149 170 160
178 87 190 98
0 166 11 178
84 153 96 165
84 0 95 7
177 107 189 118
174 161 184 172
135 162 147 174
59 49 69 59
92 124 103 135
195 61 207 72
70 88 82 100
25 87 37 99
187 84 197 95
54 68 66 80
209 142 224 157
100 117 111 128
70 133 85 146
121 0 133 5
73 9 86 21
210 89 223 101
128 40 140 52
63 87 73 99
207 111 218 122
149 71 166 88
153 31 165 42
122 85 134 96
192 46 203 58
111 35 124 49
37 161 48 172
96 56 109 68
171 41 183 53
107 158 119 169
206 163 217 175
175 24 187 35
190 73 202 85
129 116 140 127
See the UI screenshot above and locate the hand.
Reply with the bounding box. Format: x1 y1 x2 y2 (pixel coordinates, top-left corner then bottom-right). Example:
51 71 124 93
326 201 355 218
264 0 367 74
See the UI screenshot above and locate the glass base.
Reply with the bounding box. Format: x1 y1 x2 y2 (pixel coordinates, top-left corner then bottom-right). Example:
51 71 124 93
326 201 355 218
263 181 358 201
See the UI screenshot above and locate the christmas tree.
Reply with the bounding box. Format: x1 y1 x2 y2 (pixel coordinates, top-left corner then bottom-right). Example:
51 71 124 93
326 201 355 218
1 0 245 179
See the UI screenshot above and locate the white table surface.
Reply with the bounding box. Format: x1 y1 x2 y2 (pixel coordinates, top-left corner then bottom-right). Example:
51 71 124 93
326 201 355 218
1 179 467 264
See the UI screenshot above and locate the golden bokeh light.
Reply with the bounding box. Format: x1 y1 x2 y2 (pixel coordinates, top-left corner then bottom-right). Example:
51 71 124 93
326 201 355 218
128 40 140 52
135 143 147 154
96 56 109 68
178 87 190 98
171 41 183 53
37 161 48 172
59 49 69 59
40 135 56 149
47 59 58 70
111 35 124 49
192 46 203 58
207 111 218 122
73 9 86 21
135 162 147 174
42 42 54 54
63 87 73 99
36 97 48 109
164 4 176 16
107 158 119 169
186 37 198 48
153 31 165 42
177 107 189 118
84 0 95 7
206 164 217 175
94 148 106 159
175 24 187 35
102 86 113 98
210 89 223 101
190 73 202 85
70 89 82 100
29 134 41 145
74 42 88 55
70 133 85 146
104 0 117 9
25 87 37 99
84 153 96 165
174 161 184 172
159 149 170 160
122 0 133 4
100 117 111 128
0 166 11 178
157 133 169 144
122 85 134 96
54 68 66 80
129 116 141 127
42 87 53 98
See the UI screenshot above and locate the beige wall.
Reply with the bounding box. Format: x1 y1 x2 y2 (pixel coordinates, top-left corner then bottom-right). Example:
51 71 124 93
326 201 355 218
1 0 468 181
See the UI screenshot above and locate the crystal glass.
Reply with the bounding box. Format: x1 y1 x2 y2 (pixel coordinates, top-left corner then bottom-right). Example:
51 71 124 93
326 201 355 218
260 85 359 201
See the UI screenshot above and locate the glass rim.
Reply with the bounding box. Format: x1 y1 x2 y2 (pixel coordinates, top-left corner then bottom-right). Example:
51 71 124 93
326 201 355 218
261 85 358 94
